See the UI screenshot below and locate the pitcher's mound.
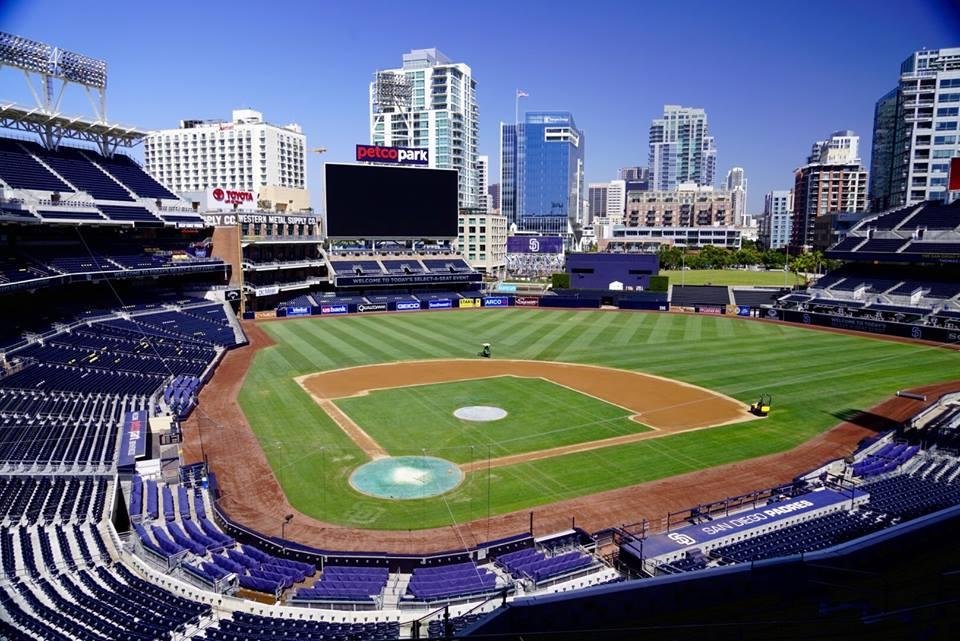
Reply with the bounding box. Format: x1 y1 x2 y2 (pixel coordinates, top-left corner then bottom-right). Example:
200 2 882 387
454 406 508 422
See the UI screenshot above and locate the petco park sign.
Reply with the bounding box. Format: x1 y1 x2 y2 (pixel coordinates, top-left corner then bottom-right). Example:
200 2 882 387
356 144 429 166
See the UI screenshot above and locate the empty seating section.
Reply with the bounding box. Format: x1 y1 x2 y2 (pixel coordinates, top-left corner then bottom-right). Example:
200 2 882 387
0 140 71 191
32 144 134 201
279 294 316 308
381 259 425 274
422 259 471 273
906 203 960 230
405 562 497 601
867 205 919 230
496 547 593 582
0 304 240 470
293 565 388 603
856 238 907 253
830 236 865 251
91 153 178 199
331 260 384 275
852 442 920 478
193 613 399 641
710 511 890 563
861 467 960 520
670 285 730 306
731 289 785 306
904 242 960 254
98 204 161 223
36 208 105 221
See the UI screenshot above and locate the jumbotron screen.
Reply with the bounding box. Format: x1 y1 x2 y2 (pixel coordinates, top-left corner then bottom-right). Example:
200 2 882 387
325 163 459 238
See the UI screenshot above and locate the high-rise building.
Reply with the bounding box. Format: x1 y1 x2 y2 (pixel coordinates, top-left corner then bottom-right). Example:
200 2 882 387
143 109 310 211
759 190 793 249
726 167 747 226
791 130 868 249
618 166 649 182
606 179 626 223
370 48 479 208
477 155 490 212
648 105 717 190
500 111 585 234
623 183 734 228
869 89 899 212
869 47 960 211
587 183 608 225
488 183 500 214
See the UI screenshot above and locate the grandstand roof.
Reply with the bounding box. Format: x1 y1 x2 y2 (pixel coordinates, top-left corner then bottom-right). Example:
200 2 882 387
0 102 147 148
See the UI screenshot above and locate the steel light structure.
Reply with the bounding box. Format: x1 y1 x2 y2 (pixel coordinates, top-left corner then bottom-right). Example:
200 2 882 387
0 32 144 155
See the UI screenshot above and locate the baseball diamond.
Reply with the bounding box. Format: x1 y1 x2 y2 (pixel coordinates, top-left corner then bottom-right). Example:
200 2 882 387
183 309 960 545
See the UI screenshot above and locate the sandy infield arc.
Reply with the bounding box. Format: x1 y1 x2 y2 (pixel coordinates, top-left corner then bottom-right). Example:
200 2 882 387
296 359 756 470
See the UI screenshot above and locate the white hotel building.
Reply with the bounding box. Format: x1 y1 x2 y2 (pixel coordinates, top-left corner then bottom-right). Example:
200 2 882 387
143 109 310 212
370 48 479 208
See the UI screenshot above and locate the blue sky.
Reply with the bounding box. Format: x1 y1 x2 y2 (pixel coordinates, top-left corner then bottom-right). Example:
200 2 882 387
1 0 958 213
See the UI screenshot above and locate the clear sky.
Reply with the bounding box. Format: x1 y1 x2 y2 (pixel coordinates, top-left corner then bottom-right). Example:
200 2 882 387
2 0 959 214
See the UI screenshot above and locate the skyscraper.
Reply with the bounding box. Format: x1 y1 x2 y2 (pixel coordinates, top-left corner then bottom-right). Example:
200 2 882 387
587 183 608 225
477 155 490 212
869 47 960 211
792 131 868 248
760 190 793 249
726 167 747 226
500 112 585 235
370 48 479 208
648 105 717 190
618 166 648 182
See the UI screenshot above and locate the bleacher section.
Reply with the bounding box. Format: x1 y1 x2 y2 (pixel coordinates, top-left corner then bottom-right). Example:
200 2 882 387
405 562 498 602
0 137 202 229
670 285 730 307
292 566 389 604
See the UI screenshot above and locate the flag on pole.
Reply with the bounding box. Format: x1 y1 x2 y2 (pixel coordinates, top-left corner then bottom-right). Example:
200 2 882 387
516 90 529 98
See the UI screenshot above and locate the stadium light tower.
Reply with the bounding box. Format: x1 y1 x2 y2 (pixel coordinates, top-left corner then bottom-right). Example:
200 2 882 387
0 32 108 119
0 32 144 155
371 71 413 146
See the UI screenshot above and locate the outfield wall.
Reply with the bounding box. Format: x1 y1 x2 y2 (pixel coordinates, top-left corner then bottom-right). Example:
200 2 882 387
764 308 960 345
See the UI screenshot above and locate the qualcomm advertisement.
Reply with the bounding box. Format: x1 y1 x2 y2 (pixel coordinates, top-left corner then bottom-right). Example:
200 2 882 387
482 296 511 308
506 236 564 254
395 300 421 311
357 303 387 313
428 299 453 309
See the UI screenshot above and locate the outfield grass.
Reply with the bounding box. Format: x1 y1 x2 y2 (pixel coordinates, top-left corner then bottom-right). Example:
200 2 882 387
335 377 645 464
239 310 958 529
662 269 803 287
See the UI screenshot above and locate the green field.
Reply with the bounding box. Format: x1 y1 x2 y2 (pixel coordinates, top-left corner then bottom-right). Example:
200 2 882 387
335 377 646 464
662 269 802 287
240 309 957 529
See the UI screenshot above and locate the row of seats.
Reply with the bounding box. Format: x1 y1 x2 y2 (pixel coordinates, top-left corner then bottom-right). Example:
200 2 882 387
405 562 498 602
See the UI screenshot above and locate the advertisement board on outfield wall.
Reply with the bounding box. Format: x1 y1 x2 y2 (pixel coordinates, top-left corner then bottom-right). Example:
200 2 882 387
428 299 453 309
514 296 540 307
458 298 481 308
482 297 511 308
321 305 348 315
357 303 387 313
395 301 421 311
285 306 311 317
